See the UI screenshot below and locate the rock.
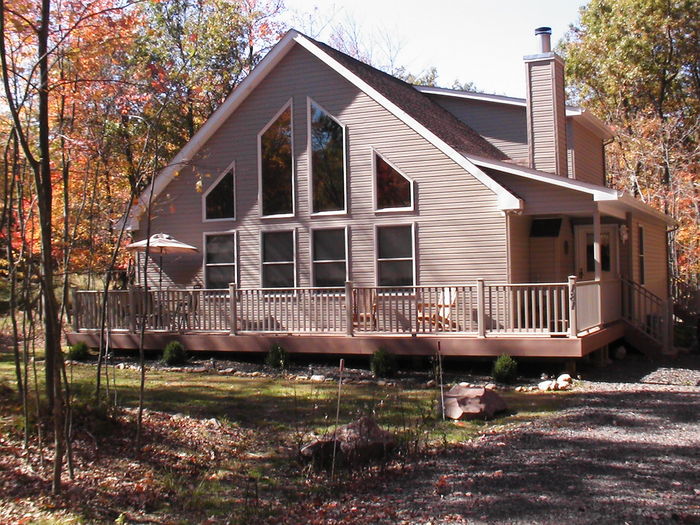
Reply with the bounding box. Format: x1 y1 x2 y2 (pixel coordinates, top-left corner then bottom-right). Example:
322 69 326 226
443 385 508 420
251 371 262 377
189 367 207 373
556 374 572 384
376 380 387 387
300 416 395 469
295 375 309 381
426 379 437 388
556 380 571 391
459 382 469 387
206 418 221 428
484 383 497 390
538 380 555 391
515 386 524 392
218 367 236 374
310 374 325 382
614 345 627 360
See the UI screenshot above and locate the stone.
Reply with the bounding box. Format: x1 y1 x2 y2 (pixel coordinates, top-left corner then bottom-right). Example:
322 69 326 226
459 382 469 387
556 374 572 384
376 380 387 386
425 379 437 388
300 416 395 469
251 371 262 377
218 368 236 374
556 380 571 391
295 375 309 381
614 345 627 360
443 385 508 420
484 383 497 390
515 386 524 392
538 380 555 391
310 374 326 382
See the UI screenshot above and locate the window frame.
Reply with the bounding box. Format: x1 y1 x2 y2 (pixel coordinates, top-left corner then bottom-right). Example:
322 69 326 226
201 160 236 223
372 148 415 213
638 225 645 285
307 97 348 216
310 226 349 288
374 223 417 288
260 228 297 289
202 231 237 289
258 99 295 219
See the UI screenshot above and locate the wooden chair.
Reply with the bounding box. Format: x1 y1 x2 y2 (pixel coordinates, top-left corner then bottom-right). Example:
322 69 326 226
417 287 458 331
352 288 378 331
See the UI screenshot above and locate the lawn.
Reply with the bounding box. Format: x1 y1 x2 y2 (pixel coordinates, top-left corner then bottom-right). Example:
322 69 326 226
0 348 567 524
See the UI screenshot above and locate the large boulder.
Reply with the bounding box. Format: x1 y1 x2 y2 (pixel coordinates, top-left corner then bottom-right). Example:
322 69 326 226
300 416 395 469
443 385 508 420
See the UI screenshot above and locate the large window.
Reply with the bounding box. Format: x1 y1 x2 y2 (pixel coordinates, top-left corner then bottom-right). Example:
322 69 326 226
586 232 611 273
310 101 345 213
375 153 413 211
262 231 295 288
312 228 347 287
205 233 236 289
204 168 234 220
260 104 293 216
377 225 414 286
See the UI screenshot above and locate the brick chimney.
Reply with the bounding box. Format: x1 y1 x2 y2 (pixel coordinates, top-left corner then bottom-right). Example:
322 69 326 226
524 27 568 176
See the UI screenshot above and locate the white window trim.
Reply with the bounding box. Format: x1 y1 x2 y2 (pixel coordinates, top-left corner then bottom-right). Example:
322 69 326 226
372 148 415 213
260 228 297 289
201 160 236 223
307 97 348 216
310 225 349 288
374 222 417 288
202 230 238 289
258 99 295 219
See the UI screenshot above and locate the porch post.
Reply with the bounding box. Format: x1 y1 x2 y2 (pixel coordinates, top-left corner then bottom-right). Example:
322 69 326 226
593 207 602 281
568 275 578 338
345 281 354 336
229 283 237 335
477 278 486 337
128 284 136 334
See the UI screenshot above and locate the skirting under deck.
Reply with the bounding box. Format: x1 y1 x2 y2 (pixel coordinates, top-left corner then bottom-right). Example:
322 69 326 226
67 322 625 359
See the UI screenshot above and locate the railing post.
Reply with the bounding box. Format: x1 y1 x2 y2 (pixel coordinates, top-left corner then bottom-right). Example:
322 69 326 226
568 275 578 338
476 279 486 337
345 281 354 336
128 285 136 334
70 287 79 331
229 283 237 335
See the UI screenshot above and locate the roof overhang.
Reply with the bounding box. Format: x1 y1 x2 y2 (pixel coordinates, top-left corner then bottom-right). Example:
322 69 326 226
467 155 674 226
127 30 523 230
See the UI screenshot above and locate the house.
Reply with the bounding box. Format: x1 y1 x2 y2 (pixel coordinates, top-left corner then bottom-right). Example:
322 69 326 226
68 27 674 360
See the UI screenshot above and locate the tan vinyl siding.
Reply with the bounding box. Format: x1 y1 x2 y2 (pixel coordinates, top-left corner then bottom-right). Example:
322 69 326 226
507 214 530 282
141 44 508 288
526 59 568 176
631 216 668 299
427 95 529 165
570 120 605 185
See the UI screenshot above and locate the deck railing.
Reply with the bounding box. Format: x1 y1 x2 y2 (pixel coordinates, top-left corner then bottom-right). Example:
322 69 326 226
621 278 669 346
72 277 624 338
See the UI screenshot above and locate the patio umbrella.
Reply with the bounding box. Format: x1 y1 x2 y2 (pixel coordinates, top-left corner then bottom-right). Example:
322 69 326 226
126 233 198 289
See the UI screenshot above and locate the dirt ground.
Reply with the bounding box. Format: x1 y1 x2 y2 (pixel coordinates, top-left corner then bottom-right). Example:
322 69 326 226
282 354 700 524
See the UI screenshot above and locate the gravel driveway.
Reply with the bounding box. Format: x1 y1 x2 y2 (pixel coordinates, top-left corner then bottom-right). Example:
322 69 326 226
310 354 700 524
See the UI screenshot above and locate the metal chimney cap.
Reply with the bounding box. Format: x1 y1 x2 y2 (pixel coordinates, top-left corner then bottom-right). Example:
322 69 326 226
535 26 552 35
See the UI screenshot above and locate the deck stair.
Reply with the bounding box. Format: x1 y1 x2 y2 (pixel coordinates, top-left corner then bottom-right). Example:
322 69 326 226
621 278 673 357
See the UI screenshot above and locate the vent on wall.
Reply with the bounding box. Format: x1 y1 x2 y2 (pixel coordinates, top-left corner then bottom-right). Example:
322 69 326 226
530 218 562 237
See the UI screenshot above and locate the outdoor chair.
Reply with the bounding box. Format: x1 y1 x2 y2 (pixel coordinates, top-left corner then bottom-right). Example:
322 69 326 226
352 288 378 331
416 287 458 331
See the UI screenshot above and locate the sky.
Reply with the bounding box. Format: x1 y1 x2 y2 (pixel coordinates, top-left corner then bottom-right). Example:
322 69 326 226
280 0 588 98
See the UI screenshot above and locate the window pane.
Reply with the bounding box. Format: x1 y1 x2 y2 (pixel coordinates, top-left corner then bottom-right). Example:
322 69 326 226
314 262 346 287
376 155 411 209
313 229 345 261
206 265 234 289
206 234 234 264
585 232 610 272
378 226 412 259
263 231 294 262
205 170 234 219
263 264 294 288
311 104 345 212
378 260 413 286
261 107 293 216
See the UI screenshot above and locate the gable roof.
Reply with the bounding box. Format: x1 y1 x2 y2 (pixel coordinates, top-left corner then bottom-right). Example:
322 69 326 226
126 29 521 230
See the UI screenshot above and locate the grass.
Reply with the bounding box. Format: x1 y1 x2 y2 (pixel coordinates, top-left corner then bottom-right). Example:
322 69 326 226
0 348 568 523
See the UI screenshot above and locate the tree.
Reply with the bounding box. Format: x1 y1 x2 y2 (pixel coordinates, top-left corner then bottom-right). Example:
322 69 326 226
561 0 699 288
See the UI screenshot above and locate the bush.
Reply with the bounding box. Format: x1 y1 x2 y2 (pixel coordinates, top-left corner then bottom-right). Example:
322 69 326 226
370 347 397 378
492 354 518 384
265 343 289 369
162 341 187 365
66 341 90 361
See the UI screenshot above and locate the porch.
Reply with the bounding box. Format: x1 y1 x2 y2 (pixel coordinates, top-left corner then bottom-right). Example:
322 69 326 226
67 278 671 358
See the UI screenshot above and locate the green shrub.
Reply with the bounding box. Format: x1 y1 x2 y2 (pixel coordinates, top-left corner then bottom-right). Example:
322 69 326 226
66 341 90 361
492 354 518 384
265 343 289 369
162 341 187 365
370 347 397 378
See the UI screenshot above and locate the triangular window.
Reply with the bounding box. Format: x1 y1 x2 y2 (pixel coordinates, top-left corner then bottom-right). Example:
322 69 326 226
204 169 234 220
375 153 413 210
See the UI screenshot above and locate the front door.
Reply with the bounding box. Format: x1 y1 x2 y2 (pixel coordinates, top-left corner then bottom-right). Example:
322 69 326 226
574 224 619 281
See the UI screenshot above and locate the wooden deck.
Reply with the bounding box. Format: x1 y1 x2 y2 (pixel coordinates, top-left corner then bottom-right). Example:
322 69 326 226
65 278 666 358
